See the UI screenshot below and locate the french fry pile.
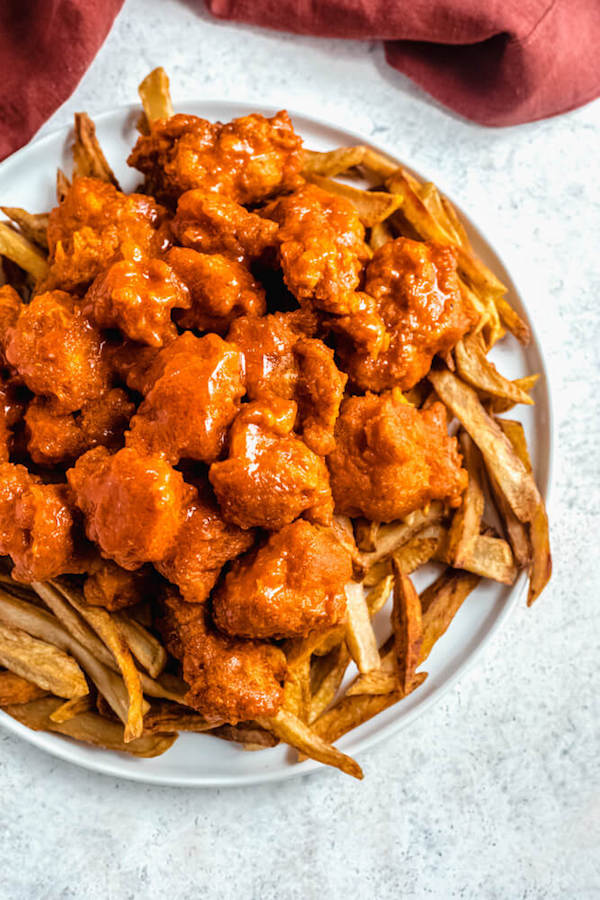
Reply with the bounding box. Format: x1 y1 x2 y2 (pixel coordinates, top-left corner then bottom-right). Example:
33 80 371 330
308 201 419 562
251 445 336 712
0 70 551 779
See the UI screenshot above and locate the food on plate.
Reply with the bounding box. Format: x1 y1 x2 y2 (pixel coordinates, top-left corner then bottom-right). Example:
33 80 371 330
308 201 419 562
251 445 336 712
0 67 551 779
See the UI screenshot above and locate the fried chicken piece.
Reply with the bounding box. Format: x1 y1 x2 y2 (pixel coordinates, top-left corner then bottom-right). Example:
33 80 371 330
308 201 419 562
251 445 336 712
262 184 371 313
67 447 193 570
0 376 26 462
25 389 135 465
339 238 475 391
213 520 351 639
160 591 285 722
5 291 110 413
83 558 155 612
227 312 345 455
44 177 170 292
166 247 266 335
128 111 303 205
0 285 22 368
83 258 190 347
328 392 467 522
0 462 82 582
156 488 255 603
126 333 245 464
172 189 279 262
209 397 334 530
106 340 160 395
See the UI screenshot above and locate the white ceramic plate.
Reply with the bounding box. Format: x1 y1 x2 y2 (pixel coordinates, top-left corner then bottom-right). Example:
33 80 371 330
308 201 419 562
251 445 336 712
0 103 553 786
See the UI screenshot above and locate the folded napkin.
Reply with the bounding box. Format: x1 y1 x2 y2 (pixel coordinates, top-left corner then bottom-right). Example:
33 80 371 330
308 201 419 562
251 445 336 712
206 0 600 126
0 0 124 161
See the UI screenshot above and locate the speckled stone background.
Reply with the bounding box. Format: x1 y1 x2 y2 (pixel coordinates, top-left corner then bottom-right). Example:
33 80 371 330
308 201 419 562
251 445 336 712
1 1 599 897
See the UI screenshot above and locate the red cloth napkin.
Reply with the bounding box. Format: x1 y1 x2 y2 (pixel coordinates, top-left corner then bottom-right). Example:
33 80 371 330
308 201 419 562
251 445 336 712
0 0 124 161
206 0 600 126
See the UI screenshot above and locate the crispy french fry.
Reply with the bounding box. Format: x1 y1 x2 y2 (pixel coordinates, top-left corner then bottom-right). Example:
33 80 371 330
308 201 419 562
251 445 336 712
391 564 423 693
455 335 534 406
497 418 532 469
282 656 311 722
49 695 94 724
1 208 49 250
311 673 427 744
302 146 366 177
56 169 71 204
359 502 447 571
365 573 394 616
257 708 363 779
394 527 446 572
440 194 472 250
304 173 401 227
436 533 517 584
0 222 48 282
420 570 480 662
0 621 88 699
345 668 396 697
309 643 351 722
344 581 380 674
354 519 380 552
113 611 167 678
360 147 399 180
485 374 539 414
0 670 48 705
72 113 119 187
369 221 394 251
210 721 279 749
446 432 486 566
138 67 173 126
332 514 362 570
3 697 176 757
142 700 215 734
495 295 531 345
51 582 144 742
429 369 541 523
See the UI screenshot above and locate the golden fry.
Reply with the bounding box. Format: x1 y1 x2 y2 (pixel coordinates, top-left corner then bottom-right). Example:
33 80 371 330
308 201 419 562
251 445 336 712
304 172 401 227
365 573 394 616
0 221 48 282
282 655 311 722
495 295 531 345
113 611 167 679
420 570 480 662
73 113 119 187
455 335 534 406
258 708 363 780
309 643 351 722
3 697 176 758
0 621 88 699
391 563 423 693
436 534 517 584
0 670 48 705
49 695 94 724
142 700 215 734
302 146 366 177
138 66 173 126
56 169 71 204
369 220 394 251
344 581 381 674
359 502 447 571
485 374 539 415
446 431 486 567
210 721 279 749
1 207 49 250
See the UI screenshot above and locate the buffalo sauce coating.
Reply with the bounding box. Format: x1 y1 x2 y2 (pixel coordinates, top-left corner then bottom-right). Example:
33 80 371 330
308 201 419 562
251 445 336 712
83 558 155 612
328 392 468 522
44 177 170 292
166 247 266 335
339 238 475 391
159 591 286 722
0 285 22 368
67 446 194 570
156 492 255 604
5 291 111 413
126 332 245 464
128 111 304 205
0 462 82 582
83 258 191 347
212 519 352 639
209 397 334 531
172 189 279 262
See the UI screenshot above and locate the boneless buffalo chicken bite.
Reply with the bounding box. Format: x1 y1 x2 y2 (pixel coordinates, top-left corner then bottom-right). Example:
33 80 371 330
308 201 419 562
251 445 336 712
339 238 475 392
0 377 26 463
213 520 351 639
44 177 170 292
160 591 286 722
0 285 22 368
0 462 82 582
25 389 135 466
83 558 155 612
172 189 279 262
128 111 304 205
227 311 345 455
328 391 467 522
67 447 194 570
83 258 191 347
156 488 255 604
126 333 245 464
209 397 334 531
4 290 110 413
165 247 266 335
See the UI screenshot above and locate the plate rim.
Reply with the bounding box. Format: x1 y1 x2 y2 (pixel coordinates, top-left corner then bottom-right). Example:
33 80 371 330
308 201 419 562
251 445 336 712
0 101 554 787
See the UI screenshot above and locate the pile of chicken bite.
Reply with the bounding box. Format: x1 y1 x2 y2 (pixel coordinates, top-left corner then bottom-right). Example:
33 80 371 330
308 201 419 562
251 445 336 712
0 110 474 724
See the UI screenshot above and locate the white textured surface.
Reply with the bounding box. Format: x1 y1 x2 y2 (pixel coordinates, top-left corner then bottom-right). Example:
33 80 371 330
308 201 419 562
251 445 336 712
1 0 599 896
